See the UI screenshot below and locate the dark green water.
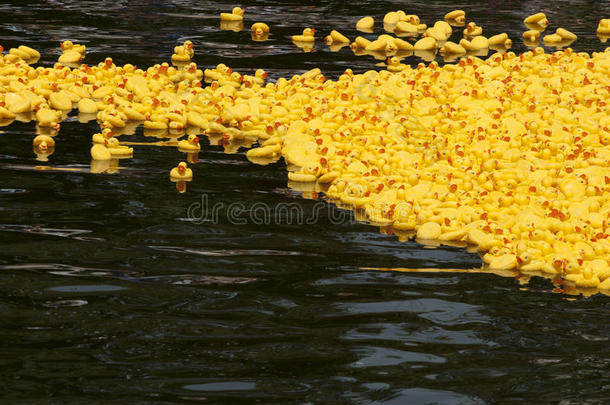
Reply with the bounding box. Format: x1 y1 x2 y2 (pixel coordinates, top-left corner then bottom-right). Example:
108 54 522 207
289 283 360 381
2 0 610 403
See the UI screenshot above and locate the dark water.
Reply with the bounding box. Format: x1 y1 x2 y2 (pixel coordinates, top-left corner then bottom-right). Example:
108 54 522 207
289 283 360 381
2 0 610 403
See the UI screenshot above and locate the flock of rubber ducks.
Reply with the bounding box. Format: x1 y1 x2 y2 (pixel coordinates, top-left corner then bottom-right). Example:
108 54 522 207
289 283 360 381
216 6 608 70
2 8 610 293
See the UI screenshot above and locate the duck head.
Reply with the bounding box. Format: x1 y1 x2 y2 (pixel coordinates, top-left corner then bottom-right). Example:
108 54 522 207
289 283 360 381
188 134 199 145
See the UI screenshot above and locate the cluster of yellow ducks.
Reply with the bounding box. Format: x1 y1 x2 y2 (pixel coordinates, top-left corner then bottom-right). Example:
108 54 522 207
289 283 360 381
2 11 610 293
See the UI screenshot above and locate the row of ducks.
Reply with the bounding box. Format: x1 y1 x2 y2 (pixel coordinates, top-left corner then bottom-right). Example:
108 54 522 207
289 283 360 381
3 36 610 290
216 7 601 70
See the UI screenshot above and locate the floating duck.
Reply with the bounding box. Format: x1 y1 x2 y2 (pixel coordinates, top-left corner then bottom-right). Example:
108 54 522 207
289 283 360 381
58 40 85 63
440 41 466 55
445 10 466 24
460 36 489 51
464 22 482 37
522 29 541 44
92 128 114 144
423 21 452 41
394 21 419 35
171 40 194 63
524 12 549 28
324 30 350 45
33 134 55 152
90 143 111 161
488 32 512 48
170 161 193 181
292 28 315 42
178 134 201 152
105 137 133 157
386 56 407 72
251 22 270 36
414 36 438 51
383 11 400 25
598 19 610 35
220 7 244 22
356 16 374 32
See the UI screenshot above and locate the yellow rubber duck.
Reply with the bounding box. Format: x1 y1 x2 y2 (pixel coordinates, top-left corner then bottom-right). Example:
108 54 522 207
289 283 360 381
170 161 193 181
598 19 610 35
356 16 374 32
105 137 133 157
324 30 350 45
171 40 194 63
58 40 85 63
90 143 111 161
445 10 466 24
33 134 55 152
524 12 549 28
178 134 201 152
251 22 270 36
292 28 315 42
522 29 541 44
488 33 512 48
220 7 245 22
464 22 482 37
386 57 407 72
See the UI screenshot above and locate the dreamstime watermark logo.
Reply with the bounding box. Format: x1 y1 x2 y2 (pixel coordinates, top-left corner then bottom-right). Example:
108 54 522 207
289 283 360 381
186 194 354 225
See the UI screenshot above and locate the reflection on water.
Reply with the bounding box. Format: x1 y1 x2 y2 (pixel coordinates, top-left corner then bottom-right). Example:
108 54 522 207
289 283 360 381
2 0 610 403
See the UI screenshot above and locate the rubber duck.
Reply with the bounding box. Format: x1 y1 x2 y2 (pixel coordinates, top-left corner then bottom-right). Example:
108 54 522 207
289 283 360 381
598 19 610 35
58 40 85 63
445 10 466 24
383 11 400 25
488 33 512 48
524 13 549 28
178 134 201 152
555 28 577 41
386 57 407 72
170 161 193 181
324 30 350 45
423 21 452 41
440 41 466 55
171 40 194 63
105 137 133 157
33 134 55 152
463 22 482 37
92 128 114 144
90 143 111 161
460 36 489 51
292 28 315 42
395 21 419 35
356 16 374 32
251 22 270 36
220 7 244 22
414 36 438 51
522 29 541 43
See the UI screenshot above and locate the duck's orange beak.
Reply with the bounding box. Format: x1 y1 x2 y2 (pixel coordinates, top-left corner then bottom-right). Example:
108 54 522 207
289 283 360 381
262 72 268 79
193 137 199 144
187 42 193 49
311 28 316 34
39 141 47 150
178 165 185 174
59 42 63 49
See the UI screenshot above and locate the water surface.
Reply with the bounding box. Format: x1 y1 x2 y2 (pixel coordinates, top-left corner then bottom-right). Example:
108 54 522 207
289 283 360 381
2 0 610 403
